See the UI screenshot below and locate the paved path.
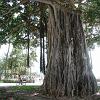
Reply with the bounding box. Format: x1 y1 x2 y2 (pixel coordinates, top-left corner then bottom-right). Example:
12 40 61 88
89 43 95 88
0 82 42 87
0 82 99 87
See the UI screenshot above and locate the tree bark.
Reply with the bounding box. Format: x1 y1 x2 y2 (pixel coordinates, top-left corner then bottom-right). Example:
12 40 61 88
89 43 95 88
40 7 46 74
42 4 97 97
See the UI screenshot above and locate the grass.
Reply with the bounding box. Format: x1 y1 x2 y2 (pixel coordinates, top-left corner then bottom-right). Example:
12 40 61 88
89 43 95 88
0 86 40 99
0 86 100 100
10 85 40 93
0 79 17 83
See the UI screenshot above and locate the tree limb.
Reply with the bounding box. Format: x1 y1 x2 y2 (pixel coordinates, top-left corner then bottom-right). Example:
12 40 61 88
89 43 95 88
30 0 53 5
31 0 68 6
2 3 20 16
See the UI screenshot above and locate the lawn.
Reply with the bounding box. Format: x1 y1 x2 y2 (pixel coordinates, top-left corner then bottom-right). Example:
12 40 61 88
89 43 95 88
0 85 40 99
0 86 100 100
10 85 40 93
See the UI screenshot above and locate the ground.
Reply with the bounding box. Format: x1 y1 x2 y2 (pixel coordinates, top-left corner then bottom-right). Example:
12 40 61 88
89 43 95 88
0 86 100 100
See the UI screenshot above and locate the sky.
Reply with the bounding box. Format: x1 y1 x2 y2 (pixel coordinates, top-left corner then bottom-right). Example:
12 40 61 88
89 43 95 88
91 46 100 79
0 44 100 79
0 44 13 59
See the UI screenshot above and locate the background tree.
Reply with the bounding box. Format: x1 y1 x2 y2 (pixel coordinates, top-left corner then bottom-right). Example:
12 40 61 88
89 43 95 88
0 46 37 78
0 0 47 74
0 0 40 78
82 0 100 47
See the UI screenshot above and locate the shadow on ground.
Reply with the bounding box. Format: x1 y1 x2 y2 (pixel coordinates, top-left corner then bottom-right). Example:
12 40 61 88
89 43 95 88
0 87 100 100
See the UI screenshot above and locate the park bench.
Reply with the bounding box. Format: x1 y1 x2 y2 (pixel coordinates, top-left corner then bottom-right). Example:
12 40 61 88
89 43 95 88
16 78 27 85
22 78 27 85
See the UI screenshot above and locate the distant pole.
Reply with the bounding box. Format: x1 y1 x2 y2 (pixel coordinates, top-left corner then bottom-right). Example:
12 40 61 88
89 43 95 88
5 42 10 78
27 30 30 68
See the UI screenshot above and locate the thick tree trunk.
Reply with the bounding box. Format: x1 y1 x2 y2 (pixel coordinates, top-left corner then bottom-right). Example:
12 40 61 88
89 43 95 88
42 5 97 97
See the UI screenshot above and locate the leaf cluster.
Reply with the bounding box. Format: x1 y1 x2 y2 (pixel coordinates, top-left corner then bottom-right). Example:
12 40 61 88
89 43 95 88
0 0 100 48
0 0 41 48
82 0 100 48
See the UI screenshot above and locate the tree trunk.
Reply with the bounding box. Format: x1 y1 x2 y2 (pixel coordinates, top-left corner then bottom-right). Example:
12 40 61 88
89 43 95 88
42 4 97 97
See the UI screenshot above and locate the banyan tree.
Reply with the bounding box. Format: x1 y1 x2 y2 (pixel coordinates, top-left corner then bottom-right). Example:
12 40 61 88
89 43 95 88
24 0 97 98
30 0 98 97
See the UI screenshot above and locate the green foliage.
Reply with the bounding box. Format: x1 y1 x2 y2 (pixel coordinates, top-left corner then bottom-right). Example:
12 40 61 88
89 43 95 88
0 80 3 83
82 0 100 47
83 0 100 25
0 0 100 51
0 0 46 74
0 0 40 47
0 46 37 76
0 59 6 75
1 0 100 47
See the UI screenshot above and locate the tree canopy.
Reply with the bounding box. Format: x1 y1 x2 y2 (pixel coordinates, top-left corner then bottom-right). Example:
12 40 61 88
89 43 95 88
0 0 99 75
0 0 100 47
0 0 100 73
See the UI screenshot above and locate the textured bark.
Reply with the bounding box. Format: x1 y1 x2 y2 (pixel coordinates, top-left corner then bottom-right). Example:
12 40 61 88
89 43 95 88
42 4 97 97
40 7 46 74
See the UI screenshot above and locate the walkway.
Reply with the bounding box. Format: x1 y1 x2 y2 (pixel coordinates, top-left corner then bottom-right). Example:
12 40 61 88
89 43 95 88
0 82 99 87
0 82 42 87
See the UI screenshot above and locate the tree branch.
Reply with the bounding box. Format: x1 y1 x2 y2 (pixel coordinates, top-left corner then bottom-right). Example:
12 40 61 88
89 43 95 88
3 3 20 16
30 0 53 5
